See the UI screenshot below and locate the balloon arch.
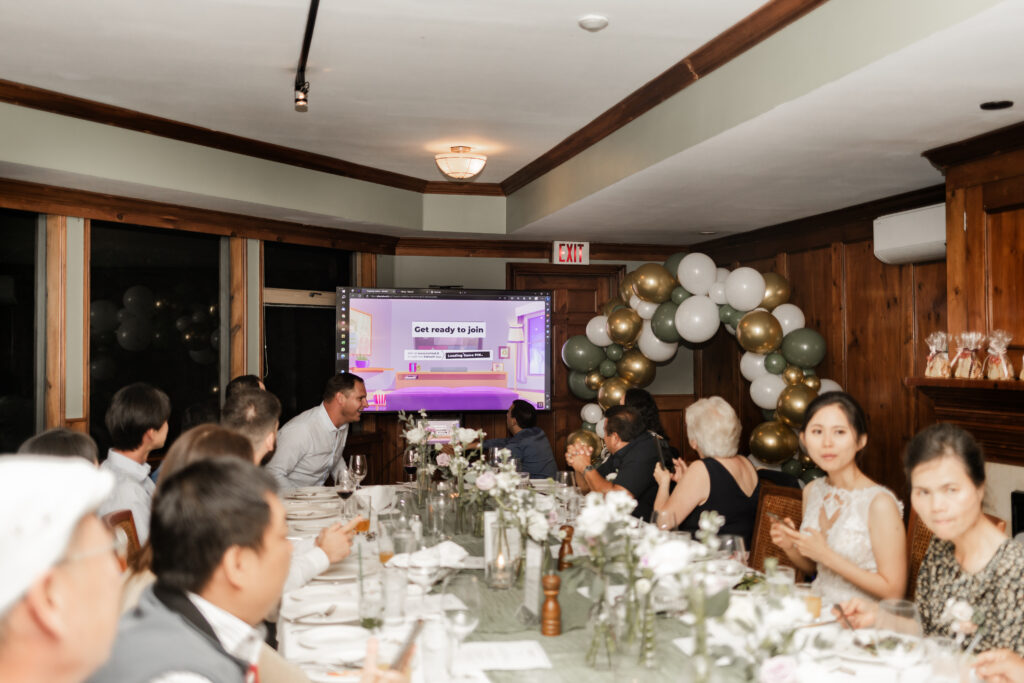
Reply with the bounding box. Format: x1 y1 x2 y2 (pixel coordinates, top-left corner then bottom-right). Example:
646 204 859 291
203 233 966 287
560 252 841 482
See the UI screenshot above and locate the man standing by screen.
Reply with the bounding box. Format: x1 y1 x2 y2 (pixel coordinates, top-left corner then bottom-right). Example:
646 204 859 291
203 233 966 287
482 399 557 479
266 372 367 490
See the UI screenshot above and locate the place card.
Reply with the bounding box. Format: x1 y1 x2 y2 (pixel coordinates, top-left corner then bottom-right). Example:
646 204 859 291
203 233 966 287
456 640 553 671
520 540 543 621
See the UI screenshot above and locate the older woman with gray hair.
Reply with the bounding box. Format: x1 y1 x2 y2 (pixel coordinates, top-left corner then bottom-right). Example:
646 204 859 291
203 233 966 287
652 396 760 546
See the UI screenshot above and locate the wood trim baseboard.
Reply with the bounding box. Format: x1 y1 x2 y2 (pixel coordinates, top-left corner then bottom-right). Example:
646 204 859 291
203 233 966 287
0 178 399 253
395 237 686 262
44 215 67 428
500 0 829 194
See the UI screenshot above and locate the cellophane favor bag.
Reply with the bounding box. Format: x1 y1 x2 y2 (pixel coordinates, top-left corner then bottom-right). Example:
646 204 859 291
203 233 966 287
924 331 950 378
950 332 985 379
984 330 1015 380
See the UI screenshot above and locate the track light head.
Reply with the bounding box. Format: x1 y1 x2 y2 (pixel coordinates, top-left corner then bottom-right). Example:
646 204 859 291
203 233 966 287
294 82 309 113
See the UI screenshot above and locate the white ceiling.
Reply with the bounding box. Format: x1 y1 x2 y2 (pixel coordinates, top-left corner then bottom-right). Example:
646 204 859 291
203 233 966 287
1 0 1023 243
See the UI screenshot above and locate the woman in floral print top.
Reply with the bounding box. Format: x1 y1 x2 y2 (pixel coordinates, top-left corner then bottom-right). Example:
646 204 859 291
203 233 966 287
839 424 1024 659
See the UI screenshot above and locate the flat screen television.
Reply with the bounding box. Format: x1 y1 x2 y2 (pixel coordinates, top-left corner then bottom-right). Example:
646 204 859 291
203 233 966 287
336 287 552 413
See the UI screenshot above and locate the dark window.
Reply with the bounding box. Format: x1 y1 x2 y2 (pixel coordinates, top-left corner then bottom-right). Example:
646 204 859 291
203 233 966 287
263 241 352 291
0 209 40 451
89 222 222 457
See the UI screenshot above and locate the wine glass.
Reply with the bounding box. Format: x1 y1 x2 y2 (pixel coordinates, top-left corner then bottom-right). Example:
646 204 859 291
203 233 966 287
349 454 367 489
407 543 441 618
335 470 356 517
441 574 482 678
654 509 677 531
875 599 924 668
555 470 576 490
402 449 418 482
718 535 747 565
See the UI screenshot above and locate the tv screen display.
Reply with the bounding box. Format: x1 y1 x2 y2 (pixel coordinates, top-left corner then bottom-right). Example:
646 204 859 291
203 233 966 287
336 287 552 413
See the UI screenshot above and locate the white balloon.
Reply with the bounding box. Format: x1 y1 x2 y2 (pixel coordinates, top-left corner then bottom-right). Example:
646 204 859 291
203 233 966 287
725 324 736 336
725 267 766 311
750 374 787 410
740 352 768 382
581 402 604 424
708 282 727 305
596 419 607 438
638 320 679 362
818 378 843 395
585 316 612 347
771 303 806 337
629 294 642 310
674 295 720 344
716 267 731 283
635 300 659 320
676 253 717 296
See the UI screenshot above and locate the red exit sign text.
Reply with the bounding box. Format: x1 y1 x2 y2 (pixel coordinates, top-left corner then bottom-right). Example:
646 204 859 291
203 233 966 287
552 241 590 265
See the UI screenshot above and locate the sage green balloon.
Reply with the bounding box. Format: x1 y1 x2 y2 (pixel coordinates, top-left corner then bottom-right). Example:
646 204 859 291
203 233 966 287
651 301 682 342
561 335 606 372
605 343 624 361
581 421 597 433
719 304 739 324
781 458 804 478
761 408 776 421
800 466 827 483
764 353 787 374
568 370 598 400
663 252 687 278
780 328 827 368
599 359 617 377
670 286 692 304
803 367 816 377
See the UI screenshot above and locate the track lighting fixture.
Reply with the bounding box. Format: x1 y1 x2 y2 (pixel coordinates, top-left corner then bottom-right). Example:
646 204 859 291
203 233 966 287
293 0 320 113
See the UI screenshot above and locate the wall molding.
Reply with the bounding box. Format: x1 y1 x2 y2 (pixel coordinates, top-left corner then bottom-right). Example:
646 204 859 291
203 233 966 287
923 118 1024 173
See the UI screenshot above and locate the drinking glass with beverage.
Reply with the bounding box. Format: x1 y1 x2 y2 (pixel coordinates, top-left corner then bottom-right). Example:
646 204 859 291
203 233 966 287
358 573 385 631
403 449 418 482
349 454 367 489
335 471 356 516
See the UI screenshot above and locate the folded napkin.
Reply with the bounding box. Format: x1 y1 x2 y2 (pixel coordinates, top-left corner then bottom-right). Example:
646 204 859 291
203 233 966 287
385 540 468 569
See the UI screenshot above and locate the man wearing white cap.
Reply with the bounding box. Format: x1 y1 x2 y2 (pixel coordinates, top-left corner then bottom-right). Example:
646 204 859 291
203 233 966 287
0 456 123 683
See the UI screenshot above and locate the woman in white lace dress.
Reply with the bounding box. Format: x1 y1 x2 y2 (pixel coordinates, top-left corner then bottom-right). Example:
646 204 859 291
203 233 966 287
769 392 906 605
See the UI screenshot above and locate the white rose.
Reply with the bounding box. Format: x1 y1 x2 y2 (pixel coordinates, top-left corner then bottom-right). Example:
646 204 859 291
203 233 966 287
534 494 556 513
404 427 425 444
635 578 652 597
575 505 611 539
527 511 549 543
457 427 480 445
645 539 696 577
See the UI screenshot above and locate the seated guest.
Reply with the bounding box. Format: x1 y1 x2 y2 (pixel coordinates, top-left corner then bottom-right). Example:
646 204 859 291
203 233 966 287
17 427 100 464
565 405 660 521
98 382 171 544
225 373 266 399
771 392 906 604
91 458 294 683
840 423 1024 656
266 372 367 490
221 388 282 464
0 456 122 683
623 388 681 462
481 400 557 479
652 397 759 546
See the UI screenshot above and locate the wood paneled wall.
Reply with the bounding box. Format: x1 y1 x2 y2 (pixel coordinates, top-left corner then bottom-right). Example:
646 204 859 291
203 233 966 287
696 230 946 502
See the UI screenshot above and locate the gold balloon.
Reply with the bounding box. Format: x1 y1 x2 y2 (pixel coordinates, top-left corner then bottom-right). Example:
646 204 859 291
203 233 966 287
584 370 605 391
602 297 626 316
782 365 804 386
776 384 818 429
736 311 784 354
632 263 677 303
617 350 655 388
749 421 799 464
597 377 632 410
566 429 603 461
619 271 639 303
761 272 792 310
803 376 821 392
606 308 642 346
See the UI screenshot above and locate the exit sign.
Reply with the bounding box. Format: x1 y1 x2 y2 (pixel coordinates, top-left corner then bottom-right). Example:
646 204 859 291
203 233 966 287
552 241 590 265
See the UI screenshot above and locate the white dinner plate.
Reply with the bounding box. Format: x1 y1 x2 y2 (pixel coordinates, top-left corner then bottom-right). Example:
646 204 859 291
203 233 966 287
285 488 337 500
285 585 343 604
286 509 336 521
312 558 381 582
296 625 371 658
835 630 924 666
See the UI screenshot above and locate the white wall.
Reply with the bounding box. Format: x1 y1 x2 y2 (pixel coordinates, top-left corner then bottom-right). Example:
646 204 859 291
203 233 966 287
378 254 694 395
984 462 1024 528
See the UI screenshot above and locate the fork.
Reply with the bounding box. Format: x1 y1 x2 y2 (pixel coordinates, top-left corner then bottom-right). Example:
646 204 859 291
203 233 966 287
291 604 337 622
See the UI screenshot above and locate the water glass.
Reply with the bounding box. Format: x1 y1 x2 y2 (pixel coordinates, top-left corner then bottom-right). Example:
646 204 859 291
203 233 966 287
442 574 482 677
428 492 449 539
382 567 408 626
718 534 747 565
358 573 385 631
766 565 795 597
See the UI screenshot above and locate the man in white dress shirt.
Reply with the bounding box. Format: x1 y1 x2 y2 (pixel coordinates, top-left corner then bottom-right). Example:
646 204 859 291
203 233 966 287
265 372 367 490
97 382 171 544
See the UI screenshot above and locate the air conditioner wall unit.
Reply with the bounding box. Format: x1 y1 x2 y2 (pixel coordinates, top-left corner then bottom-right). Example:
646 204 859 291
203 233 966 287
873 203 946 264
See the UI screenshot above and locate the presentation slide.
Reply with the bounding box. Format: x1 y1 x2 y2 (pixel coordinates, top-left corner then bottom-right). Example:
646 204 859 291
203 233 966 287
336 288 551 413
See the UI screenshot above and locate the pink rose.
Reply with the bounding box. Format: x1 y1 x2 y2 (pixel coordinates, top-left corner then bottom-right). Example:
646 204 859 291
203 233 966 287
758 655 797 683
476 471 496 491
436 453 452 468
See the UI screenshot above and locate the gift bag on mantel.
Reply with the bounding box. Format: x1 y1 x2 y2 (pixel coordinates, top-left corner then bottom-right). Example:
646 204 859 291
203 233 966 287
950 332 985 379
924 331 950 378
984 330 1015 380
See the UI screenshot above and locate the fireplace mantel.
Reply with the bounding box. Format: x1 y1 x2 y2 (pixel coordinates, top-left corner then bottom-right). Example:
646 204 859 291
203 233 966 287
905 378 1024 466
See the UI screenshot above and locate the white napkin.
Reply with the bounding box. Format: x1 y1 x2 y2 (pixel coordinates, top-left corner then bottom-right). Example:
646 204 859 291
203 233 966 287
386 541 468 569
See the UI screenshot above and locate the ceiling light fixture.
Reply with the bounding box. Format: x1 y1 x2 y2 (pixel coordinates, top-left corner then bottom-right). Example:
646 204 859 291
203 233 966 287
578 14 609 32
293 0 321 113
435 146 488 181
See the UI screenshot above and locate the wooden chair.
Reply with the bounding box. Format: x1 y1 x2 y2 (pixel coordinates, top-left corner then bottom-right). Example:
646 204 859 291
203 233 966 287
749 481 806 582
905 507 1006 600
101 509 141 571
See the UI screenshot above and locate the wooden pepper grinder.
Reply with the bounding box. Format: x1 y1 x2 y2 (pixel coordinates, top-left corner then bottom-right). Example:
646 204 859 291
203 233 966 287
557 525 574 571
541 573 561 636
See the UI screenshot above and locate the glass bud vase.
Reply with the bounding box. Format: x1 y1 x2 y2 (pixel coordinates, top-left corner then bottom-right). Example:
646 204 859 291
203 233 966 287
486 512 514 589
585 574 618 670
415 464 432 507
